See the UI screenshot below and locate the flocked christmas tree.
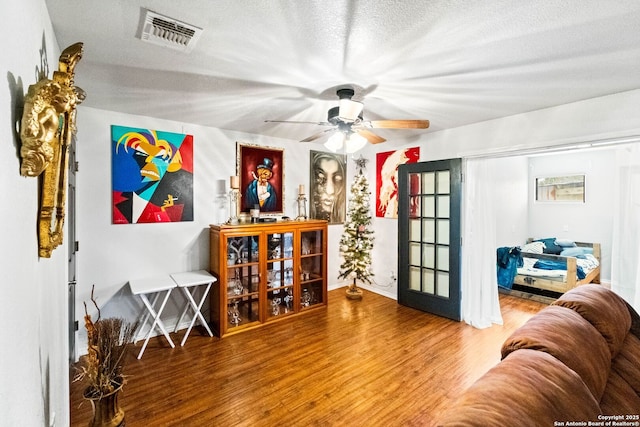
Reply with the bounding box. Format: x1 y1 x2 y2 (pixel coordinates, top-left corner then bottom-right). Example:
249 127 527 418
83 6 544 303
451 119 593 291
338 156 374 299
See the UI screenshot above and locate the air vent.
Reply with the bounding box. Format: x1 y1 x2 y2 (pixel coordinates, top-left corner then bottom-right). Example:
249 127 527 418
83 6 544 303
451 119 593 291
140 9 202 53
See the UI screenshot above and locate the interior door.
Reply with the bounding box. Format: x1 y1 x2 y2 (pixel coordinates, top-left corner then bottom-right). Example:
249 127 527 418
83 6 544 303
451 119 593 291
68 136 78 363
397 158 462 321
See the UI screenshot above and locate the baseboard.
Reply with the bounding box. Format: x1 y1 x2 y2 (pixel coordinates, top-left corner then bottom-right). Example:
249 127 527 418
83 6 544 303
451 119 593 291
328 283 396 300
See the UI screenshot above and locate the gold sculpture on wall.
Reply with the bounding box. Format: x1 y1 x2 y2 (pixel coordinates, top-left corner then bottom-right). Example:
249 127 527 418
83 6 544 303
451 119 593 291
20 42 85 258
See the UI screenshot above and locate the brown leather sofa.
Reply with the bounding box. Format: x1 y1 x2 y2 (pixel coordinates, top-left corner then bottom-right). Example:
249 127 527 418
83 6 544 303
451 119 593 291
437 284 640 426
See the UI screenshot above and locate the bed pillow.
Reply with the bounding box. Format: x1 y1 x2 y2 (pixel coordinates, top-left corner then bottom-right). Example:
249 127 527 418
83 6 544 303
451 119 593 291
561 247 593 257
534 237 563 255
555 239 577 248
521 241 545 254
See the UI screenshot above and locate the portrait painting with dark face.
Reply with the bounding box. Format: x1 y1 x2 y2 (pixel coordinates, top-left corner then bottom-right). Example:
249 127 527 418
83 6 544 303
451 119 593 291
309 150 346 224
111 125 194 224
237 143 284 214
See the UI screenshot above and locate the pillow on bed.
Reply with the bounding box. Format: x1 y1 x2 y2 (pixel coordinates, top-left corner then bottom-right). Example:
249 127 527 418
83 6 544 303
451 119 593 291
534 237 563 255
555 239 577 248
521 241 545 254
561 247 594 257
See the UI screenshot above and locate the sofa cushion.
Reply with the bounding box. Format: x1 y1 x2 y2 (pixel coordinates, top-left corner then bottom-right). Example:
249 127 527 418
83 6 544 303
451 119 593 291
501 305 610 401
599 370 640 414
436 349 601 426
624 299 640 339
552 284 631 357
611 333 640 398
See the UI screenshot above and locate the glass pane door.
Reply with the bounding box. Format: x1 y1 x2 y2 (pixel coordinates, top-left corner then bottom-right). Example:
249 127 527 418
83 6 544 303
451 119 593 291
266 232 295 319
226 234 260 331
300 229 325 308
398 159 461 321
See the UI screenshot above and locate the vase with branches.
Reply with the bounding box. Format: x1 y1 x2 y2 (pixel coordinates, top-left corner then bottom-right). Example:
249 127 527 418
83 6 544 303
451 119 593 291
74 285 138 427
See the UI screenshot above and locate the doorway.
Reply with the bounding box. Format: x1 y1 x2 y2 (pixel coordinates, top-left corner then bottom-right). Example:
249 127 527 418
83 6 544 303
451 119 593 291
68 136 77 363
397 158 462 321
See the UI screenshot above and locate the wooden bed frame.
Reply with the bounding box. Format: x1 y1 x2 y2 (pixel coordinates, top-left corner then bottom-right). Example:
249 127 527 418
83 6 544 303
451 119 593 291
513 241 601 294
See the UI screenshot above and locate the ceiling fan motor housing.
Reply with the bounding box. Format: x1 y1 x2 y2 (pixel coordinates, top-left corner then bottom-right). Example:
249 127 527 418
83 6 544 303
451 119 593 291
327 106 361 132
336 88 355 100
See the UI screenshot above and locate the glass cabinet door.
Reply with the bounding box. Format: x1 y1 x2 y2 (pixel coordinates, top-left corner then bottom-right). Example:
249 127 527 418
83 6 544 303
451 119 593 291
266 232 295 320
226 234 260 331
300 229 324 308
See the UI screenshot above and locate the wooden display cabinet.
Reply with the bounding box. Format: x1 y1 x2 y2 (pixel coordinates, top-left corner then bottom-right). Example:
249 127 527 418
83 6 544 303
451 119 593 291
209 220 327 337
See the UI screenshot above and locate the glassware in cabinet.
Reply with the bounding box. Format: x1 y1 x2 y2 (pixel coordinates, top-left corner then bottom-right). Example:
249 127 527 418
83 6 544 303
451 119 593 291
300 228 325 308
266 231 294 320
225 234 261 332
210 220 327 337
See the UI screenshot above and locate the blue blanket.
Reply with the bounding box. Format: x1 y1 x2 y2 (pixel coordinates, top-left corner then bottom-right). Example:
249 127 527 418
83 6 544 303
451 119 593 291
533 259 586 280
496 247 523 289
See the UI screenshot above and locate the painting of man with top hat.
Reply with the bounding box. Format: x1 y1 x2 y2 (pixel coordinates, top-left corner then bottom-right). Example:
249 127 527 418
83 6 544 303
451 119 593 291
237 143 283 213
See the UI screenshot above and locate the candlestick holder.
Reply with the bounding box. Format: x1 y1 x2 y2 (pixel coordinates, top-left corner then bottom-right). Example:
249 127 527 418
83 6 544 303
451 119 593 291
215 193 228 225
227 188 240 225
296 193 307 220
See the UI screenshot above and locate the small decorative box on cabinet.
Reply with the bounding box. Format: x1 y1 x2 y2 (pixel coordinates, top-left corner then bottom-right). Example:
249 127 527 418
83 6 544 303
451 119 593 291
209 220 328 337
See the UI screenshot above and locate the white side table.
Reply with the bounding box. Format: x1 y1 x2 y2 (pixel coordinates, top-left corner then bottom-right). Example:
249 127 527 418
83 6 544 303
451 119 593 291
171 270 217 346
129 275 177 359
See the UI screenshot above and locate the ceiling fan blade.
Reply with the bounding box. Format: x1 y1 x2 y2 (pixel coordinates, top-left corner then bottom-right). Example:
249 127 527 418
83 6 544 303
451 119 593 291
301 128 335 142
367 120 430 129
265 119 330 126
356 129 386 144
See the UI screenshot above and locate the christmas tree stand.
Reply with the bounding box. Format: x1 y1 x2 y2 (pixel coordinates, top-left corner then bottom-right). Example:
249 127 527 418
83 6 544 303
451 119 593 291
346 279 363 300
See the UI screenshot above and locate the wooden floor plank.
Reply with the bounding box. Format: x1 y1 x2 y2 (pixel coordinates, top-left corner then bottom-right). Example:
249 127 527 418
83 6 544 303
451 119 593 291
70 288 546 427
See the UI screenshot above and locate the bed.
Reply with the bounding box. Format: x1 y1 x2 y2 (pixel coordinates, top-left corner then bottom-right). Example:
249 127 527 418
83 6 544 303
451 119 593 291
513 238 601 294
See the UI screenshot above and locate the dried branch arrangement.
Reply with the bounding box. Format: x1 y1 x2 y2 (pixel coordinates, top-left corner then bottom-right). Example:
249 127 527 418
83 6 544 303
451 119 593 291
74 285 139 399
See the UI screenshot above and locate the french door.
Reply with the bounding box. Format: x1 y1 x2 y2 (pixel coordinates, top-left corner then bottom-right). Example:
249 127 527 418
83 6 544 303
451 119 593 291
397 158 462 321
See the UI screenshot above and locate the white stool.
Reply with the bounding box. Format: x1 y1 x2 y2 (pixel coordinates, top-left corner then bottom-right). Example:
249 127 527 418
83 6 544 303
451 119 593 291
171 270 216 346
129 275 177 359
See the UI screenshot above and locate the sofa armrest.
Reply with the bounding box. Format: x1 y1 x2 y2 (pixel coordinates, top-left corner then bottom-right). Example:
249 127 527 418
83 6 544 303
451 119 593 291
436 349 600 426
623 300 640 339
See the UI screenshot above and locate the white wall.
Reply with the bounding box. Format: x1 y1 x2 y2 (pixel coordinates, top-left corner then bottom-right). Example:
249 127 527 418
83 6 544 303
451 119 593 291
527 148 617 281
74 107 352 354
491 156 530 247
0 1 69 426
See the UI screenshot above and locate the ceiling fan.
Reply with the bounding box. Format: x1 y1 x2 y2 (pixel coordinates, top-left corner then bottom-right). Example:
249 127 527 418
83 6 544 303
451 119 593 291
265 88 430 153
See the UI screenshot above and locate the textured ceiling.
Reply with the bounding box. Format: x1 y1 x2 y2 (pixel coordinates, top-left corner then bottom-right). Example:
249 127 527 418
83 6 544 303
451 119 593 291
45 0 640 146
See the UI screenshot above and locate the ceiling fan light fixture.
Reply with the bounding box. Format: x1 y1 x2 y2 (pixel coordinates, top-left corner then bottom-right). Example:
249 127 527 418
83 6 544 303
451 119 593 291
266 86 429 146
338 99 363 123
324 132 345 152
345 133 367 153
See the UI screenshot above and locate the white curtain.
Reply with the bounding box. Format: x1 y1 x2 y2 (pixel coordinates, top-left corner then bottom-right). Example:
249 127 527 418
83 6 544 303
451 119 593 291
611 144 640 311
461 158 503 328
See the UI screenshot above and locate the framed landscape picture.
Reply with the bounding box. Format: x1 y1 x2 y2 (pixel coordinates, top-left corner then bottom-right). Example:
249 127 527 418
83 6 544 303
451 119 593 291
237 143 284 214
535 174 585 203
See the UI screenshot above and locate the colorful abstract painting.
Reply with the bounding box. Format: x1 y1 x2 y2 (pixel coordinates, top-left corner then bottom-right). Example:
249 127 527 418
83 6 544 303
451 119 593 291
375 147 420 218
112 125 194 224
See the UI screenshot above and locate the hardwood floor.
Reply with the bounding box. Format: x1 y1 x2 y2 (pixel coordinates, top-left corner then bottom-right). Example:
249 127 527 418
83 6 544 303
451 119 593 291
69 288 546 427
